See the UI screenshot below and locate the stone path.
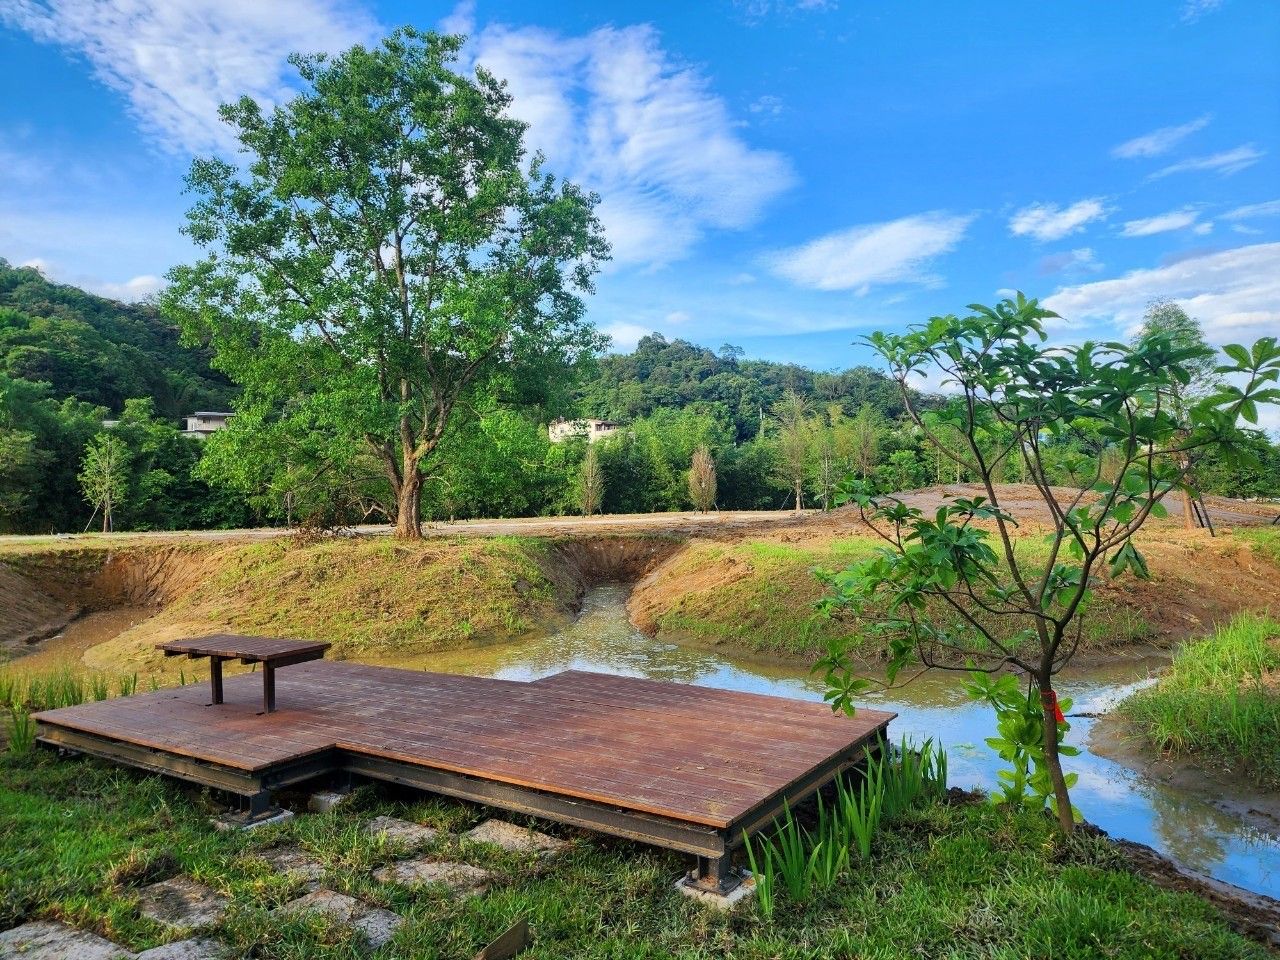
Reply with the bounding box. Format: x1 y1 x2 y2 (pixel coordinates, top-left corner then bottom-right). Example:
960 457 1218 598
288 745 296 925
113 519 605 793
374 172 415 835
133 938 223 959
365 815 439 848
372 858 491 897
254 846 325 887
135 877 229 929
0 921 131 960
279 889 402 950
464 819 568 858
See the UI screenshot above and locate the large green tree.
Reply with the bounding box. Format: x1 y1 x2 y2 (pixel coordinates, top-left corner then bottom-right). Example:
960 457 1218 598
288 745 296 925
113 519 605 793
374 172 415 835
164 29 608 538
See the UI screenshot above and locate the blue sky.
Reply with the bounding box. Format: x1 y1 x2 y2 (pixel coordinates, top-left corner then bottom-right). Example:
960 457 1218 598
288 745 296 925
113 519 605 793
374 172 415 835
2 0 1278 378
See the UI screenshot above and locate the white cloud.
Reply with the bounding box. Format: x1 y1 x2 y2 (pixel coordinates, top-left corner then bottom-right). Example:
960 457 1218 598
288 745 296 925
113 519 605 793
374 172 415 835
465 21 795 267
1009 198 1109 242
602 321 652 352
664 310 691 325
1043 242 1280 343
1232 223 1264 236
768 211 975 292
1111 115 1210 159
735 0 837 21
1222 199 1280 221
2 0 379 155
1152 144 1264 179
1181 0 1225 22
1193 221 1214 235
1119 207 1201 237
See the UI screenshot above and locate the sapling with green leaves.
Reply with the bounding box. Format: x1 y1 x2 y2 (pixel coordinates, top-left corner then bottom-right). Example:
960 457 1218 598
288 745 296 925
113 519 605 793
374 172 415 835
816 294 1280 832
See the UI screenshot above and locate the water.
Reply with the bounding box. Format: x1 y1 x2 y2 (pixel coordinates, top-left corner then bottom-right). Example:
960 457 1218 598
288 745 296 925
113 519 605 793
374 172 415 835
387 584 1280 898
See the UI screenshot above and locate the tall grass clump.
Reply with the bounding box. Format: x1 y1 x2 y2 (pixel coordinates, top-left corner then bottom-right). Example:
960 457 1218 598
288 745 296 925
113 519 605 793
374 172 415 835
1121 613 1280 786
745 738 948 920
5 706 36 755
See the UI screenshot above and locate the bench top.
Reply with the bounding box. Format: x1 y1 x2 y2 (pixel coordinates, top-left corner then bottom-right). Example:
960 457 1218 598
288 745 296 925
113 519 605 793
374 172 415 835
157 634 330 663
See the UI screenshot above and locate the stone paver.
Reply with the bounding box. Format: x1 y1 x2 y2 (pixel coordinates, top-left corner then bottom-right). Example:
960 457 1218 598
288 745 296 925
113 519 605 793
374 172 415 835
0 921 130 959
464 819 568 858
279 890 402 950
372 858 490 897
136 877 229 929
257 846 325 886
364 815 439 848
210 808 294 832
674 871 758 910
133 937 224 959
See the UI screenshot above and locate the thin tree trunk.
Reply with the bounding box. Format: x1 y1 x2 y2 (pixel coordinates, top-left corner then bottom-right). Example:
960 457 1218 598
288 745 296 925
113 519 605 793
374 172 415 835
1040 683 1074 833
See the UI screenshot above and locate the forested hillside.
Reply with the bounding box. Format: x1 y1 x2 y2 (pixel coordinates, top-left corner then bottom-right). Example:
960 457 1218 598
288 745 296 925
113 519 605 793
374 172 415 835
0 263 1277 534
0 259 234 416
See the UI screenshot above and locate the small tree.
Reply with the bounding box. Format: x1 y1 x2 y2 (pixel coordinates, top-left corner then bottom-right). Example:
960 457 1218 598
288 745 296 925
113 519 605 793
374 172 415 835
849 404 883 481
688 445 717 512
579 444 604 516
817 295 1280 832
773 389 811 512
79 433 129 532
1135 299 1221 529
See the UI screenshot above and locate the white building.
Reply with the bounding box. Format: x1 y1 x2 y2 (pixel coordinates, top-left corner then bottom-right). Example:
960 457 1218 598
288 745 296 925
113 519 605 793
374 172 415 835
181 411 234 438
548 418 620 443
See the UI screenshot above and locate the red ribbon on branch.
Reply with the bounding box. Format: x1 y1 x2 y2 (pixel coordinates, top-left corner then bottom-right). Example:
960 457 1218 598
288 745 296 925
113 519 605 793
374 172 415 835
1041 688 1066 724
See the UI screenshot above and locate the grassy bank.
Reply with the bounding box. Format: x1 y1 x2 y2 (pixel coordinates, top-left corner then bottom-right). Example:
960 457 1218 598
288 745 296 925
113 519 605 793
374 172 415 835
1119 613 1280 787
0 747 1268 959
633 534 1156 661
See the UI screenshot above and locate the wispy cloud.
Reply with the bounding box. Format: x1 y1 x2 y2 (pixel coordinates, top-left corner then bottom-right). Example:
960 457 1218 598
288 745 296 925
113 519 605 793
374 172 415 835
1152 144 1264 179
1222 199 1280 221
1043 242 1280 342
1119 207 1202 237
2 0 379 155
1181 0 1225 23
735 0 837 22
1038 247 1102 276
1111 115 1210 159
767 212 975 292
463 20 795 267
749 95 785 117
1009 198 1110 242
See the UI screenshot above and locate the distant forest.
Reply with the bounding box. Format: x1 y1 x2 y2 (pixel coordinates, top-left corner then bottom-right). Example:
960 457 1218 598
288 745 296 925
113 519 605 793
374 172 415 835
1 257 1277 534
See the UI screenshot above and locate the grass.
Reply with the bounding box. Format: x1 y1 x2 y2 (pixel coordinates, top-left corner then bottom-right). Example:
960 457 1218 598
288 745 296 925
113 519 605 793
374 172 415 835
0 747 1268 958
1120 613 1280 787
646 534 1156 660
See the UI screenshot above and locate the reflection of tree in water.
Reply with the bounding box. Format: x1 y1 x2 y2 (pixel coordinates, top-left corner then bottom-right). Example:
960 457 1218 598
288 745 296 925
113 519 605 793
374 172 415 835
1145 783 1230 871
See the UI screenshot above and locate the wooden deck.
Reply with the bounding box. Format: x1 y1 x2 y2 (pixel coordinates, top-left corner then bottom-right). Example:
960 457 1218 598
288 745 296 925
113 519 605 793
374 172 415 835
34 662 893 892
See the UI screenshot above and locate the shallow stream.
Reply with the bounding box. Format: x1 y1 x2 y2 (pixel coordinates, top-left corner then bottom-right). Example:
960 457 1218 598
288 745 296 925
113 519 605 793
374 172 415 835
389 584 1279 898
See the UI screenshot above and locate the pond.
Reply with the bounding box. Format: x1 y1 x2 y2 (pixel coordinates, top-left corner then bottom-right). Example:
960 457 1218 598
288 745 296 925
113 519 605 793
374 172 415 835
389 583 1280 899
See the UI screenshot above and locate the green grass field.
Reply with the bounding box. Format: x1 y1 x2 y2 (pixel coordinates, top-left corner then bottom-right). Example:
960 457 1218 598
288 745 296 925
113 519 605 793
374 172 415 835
0 747 1266 959
1120 613 1280 787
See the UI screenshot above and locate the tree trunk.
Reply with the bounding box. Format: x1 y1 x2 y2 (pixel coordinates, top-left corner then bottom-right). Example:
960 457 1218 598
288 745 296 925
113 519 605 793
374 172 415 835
1040 685 1074 833
794 480 803 513
394 464 423 539
1180 487 1196 530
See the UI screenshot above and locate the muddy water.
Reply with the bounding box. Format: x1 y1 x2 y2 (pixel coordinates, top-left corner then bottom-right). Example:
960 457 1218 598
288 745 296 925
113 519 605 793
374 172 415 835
391 583 1280 899
1 606 154 669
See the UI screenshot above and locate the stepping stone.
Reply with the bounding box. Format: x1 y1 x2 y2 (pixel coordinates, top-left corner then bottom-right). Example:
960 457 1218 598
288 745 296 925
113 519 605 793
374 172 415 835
134 938 224 959
256 846 325 885
365 815 439 848
136 877 229 929
464 819 568 858
279 890 402 950
372 858 490 897
211 808 294 832
0 921 130 959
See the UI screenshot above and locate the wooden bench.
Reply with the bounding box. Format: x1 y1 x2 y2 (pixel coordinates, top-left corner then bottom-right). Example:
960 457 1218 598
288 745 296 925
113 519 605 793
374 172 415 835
158 634 330 714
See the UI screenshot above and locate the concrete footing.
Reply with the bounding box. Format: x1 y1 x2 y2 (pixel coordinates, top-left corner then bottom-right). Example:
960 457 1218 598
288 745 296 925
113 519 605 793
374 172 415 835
674 870 757 909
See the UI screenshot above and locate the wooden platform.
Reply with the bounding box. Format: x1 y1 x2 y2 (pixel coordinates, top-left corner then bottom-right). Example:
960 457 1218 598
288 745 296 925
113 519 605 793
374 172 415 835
34 662 893 891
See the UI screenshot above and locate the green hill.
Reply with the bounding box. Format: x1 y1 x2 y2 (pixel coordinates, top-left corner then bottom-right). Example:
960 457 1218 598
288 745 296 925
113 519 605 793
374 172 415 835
0 259 233 418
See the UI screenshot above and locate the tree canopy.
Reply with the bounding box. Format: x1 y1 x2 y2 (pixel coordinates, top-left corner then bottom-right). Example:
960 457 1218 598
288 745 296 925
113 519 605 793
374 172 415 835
164 28 608 538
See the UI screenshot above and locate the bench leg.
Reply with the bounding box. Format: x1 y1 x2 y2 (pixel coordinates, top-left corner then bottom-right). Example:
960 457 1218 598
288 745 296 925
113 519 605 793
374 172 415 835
262 664 276 714
209 656 224 705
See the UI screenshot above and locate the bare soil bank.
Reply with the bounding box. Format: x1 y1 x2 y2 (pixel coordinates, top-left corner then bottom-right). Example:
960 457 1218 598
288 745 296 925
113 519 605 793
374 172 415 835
2 488 1277 674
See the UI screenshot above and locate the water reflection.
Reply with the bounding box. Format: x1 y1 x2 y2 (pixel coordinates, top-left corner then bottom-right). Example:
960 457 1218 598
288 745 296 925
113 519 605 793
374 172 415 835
380 584 1280 897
